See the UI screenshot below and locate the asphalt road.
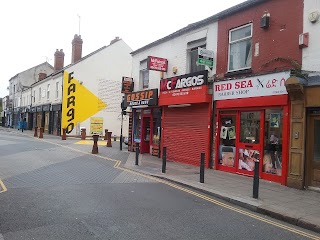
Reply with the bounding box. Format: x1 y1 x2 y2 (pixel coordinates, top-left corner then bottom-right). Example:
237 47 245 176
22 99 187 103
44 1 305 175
0 129 319 240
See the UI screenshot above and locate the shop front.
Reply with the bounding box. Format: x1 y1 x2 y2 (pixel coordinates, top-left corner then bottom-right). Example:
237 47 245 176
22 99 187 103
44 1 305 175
214 71 290 185
36 105 43 128
52 104 62 136
159 70 212 167
125 89 160 156
285 76 320 189
42 104 51 133
29 107 36 130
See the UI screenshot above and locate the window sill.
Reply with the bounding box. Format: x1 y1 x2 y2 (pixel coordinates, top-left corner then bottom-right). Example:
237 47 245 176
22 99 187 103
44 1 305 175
225 69 252 78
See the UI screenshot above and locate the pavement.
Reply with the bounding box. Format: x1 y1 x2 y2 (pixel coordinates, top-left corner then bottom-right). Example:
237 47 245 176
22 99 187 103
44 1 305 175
2 127 320 234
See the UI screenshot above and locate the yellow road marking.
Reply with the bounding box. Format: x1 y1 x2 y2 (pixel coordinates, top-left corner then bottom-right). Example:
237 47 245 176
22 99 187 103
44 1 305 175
9 134 320 239
0 179 7 193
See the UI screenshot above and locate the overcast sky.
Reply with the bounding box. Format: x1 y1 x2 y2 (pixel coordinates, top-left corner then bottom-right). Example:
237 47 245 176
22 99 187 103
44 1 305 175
0 0 246 98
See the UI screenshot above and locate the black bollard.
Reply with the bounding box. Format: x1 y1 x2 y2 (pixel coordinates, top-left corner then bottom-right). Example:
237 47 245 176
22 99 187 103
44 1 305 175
200 153 205 183
162 147 167 173
253 161 260 199
135 143 139 166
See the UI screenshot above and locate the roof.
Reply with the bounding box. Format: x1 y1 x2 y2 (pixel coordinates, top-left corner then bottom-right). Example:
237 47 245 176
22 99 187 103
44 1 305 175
31 45 108 87
131 0 268 55
9 62 54 81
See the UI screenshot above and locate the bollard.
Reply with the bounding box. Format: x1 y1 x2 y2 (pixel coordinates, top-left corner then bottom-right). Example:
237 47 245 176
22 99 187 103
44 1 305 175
135 143 139 166
34 127 38 137
107 131 112 147
62 128 67 140
253 161 260 199
104 129 108 140
92 134 99 154
200 153 205 183
39 127 44 139
114 135 117 141
81 128 86 140
162 147 167 173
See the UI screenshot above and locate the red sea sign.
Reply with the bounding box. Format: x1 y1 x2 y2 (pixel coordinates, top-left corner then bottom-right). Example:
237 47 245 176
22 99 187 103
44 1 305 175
147 56 168 72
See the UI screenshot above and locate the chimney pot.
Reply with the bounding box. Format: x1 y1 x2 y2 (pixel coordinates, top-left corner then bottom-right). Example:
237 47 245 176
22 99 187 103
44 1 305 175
72 34 83 63
54 48 65 72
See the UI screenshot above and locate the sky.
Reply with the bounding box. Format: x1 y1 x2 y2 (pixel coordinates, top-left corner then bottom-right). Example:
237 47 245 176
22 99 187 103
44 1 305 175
0 0 246 98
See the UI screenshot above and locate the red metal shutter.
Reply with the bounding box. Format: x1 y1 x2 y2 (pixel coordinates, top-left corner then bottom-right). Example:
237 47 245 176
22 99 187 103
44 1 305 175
163 103 209 167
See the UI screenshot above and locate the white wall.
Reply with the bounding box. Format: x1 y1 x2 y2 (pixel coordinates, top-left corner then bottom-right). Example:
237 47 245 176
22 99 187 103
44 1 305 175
65 39 132 136
132 22 218 92
302 0 320 71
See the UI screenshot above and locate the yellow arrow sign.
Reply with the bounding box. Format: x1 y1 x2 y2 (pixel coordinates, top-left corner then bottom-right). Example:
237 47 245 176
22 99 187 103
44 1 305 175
62 71 107 134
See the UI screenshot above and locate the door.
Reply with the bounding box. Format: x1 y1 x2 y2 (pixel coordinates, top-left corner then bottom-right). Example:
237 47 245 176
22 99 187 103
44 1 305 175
237 111 263 175
307 116 320 187
141 116 151 154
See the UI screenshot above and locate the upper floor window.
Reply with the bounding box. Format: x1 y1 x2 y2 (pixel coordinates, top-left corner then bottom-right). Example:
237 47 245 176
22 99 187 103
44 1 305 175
187 38 206 73
140 60 149 89
228 24 252 72
56 82 59 98
39 87 41 102
33 91 35 103
47 84 50 99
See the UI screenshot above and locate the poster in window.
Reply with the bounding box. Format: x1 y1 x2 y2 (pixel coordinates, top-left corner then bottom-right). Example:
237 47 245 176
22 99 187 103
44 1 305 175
228 126 236 140
220 126 228 139
238 149 259 171
270 113 280 128
219 145 235 167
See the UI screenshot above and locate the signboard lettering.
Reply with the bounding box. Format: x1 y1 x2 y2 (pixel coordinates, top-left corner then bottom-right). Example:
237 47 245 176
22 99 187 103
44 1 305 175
213 71 290 101
90 117 103 135
147 56 168 72
124 89 158 107
121 76 134 94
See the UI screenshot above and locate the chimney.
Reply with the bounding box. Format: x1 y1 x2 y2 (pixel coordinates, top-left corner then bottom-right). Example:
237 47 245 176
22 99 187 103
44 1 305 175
38 73 47 81
54 49 65 72
72 34 83 63
110 36 120 45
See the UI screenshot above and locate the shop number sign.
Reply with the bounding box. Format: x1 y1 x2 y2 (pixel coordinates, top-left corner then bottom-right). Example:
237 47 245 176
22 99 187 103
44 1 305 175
213 71 290 100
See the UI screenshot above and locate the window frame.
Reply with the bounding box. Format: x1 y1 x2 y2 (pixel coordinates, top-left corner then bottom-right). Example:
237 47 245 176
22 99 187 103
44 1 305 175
55 82 59 99
139 59 149 89
227 23 253 72
39 87 41 102
187 44 206 74
47 84 50 100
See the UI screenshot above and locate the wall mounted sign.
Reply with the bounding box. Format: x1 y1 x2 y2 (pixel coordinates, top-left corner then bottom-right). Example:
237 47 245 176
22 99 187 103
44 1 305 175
36 106 43 112
30 107 36 113
159 70 209 105
124 89 158 107
121 76 134 94
197 47 214 68
214 71 290 101
42 104 51 112
90 117 103 135
147 56 168 72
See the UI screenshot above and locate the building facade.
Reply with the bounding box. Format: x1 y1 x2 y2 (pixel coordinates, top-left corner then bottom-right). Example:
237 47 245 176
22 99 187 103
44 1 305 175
285 0 320 189
214 0 303 185
129 19 218 167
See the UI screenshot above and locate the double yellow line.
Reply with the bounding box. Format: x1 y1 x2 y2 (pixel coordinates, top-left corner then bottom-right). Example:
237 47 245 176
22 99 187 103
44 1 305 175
4 134 320 239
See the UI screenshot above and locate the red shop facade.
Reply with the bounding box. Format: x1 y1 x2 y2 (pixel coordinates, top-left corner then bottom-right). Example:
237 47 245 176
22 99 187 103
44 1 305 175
214 71 290 185
159 70 212 167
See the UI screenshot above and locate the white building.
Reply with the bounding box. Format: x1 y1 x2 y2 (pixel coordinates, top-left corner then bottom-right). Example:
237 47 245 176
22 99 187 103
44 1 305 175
21 35 132 137
7 62 54 128
128 18 217 165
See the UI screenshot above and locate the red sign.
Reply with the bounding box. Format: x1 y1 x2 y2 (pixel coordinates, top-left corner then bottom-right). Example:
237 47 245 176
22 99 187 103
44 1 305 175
147 56 168 72
121 76 134 94
159 71 210 106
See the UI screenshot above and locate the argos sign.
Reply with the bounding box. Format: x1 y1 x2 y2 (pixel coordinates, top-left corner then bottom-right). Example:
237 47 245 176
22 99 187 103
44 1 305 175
159 71 210 106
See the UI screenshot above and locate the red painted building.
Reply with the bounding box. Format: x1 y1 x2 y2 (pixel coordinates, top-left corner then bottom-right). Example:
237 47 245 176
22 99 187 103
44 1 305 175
214 0 303 185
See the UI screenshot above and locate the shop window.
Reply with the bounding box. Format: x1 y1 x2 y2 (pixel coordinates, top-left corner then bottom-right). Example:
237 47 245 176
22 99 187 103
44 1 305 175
218 115 236 167
263 109 283 176
140 60 149 89
134 111 142 142
240 111 260 144
152 108 161 145
228 24 252 72
187 38 206 73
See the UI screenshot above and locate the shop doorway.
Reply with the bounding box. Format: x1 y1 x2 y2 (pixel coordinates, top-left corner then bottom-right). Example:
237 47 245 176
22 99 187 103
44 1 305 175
307 115 320 188
141 116 151 154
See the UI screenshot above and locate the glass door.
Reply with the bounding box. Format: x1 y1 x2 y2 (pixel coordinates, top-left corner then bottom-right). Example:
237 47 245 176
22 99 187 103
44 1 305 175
141 116 151 154
307 116 320 188
237 111 263 175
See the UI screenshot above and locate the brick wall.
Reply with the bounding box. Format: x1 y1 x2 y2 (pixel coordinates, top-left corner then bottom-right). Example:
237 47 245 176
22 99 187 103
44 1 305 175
216 0 303 78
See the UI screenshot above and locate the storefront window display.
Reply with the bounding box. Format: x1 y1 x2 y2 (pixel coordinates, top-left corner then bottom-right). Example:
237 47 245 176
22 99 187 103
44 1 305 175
134 110 142 142
152 109 161 145
263 109 283 176
219 115 236 167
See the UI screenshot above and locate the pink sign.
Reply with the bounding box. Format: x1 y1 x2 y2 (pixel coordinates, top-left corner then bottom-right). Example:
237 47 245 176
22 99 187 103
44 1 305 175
147 56 168 72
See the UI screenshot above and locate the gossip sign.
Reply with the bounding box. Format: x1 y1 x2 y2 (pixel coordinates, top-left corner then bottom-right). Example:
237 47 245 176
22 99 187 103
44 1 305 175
213 71 290 100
